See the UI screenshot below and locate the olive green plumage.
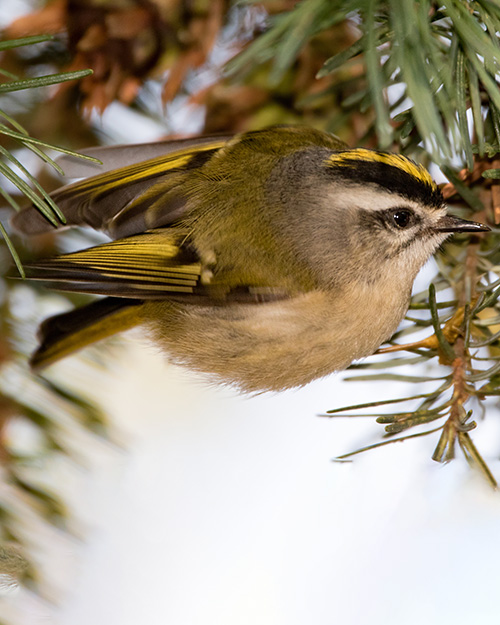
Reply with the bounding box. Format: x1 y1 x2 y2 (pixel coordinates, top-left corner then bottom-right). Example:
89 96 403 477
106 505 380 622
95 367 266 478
13 126 488 392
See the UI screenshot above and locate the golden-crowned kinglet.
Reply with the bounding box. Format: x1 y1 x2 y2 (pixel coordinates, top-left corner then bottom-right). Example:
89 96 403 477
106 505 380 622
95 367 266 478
13 126 489 392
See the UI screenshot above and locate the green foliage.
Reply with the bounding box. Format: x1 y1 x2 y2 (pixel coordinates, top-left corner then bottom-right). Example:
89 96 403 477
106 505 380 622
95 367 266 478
227 0 350 83
0 35 97 276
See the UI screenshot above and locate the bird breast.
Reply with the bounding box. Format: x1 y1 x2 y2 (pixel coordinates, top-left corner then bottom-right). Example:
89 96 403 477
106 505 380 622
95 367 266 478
143 283 410 393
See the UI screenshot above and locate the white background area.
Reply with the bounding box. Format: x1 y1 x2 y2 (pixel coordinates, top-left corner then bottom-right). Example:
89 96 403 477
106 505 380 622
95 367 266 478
54 345 500 624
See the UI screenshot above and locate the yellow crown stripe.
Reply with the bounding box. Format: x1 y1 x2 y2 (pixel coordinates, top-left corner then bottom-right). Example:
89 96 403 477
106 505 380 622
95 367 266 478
327 149 436 189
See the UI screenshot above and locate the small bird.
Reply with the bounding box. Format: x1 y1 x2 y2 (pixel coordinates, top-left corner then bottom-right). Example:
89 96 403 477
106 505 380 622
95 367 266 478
12 126 489 392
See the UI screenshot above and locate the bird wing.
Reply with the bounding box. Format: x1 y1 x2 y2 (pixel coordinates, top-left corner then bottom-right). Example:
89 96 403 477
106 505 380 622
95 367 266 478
23 229 287 304
11 136 230 239
24 229 202 299
55 134 233 176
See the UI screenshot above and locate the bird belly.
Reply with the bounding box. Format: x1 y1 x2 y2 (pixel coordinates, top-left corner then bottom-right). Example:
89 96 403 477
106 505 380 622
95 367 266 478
143 288 409 393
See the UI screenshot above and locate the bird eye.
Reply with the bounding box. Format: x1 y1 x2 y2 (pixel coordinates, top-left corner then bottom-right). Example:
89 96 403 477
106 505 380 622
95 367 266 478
392 209 413 229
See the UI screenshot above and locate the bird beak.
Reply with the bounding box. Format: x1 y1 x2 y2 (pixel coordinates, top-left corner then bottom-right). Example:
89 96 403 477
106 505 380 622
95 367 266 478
434 215 490 233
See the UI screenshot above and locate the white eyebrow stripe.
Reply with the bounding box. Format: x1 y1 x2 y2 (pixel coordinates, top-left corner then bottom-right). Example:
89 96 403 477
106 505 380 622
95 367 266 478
324 186 432 214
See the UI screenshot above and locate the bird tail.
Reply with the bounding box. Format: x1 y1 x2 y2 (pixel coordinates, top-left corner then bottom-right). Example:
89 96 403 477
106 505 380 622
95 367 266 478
30 297 144 370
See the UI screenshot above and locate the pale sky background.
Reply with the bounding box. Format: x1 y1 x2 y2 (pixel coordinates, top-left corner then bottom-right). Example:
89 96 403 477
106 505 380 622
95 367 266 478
57 346 500 625
1 3 500 624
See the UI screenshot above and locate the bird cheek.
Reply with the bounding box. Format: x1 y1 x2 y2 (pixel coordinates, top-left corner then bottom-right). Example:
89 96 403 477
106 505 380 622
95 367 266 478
432 230 452 247
419 231 449 263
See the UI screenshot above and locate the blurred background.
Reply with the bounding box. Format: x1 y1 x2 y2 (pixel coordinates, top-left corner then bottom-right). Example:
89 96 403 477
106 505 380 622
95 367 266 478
1 1 500 624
